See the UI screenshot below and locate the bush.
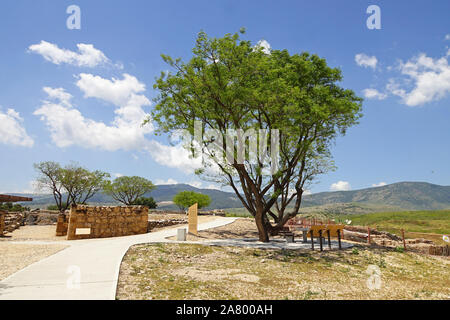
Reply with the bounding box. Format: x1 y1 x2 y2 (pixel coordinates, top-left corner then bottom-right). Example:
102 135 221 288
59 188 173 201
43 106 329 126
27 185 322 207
132 197 158 209
173 191 211 211
0 202 28 212
395 246 405 253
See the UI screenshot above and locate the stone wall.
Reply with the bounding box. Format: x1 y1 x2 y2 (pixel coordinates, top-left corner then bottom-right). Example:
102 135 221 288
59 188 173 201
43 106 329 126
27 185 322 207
24 210 59 226
0 211 24 234
148 219 187 231
67 205 149 240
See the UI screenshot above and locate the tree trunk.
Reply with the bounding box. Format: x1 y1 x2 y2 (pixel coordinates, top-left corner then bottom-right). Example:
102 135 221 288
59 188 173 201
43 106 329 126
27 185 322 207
255 209 269 242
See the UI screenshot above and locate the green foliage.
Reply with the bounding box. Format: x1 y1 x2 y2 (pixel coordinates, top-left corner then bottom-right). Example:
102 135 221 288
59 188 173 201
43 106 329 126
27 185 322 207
395 247 405 253
173 191 211 211
132 197 158 209
59 164 110 206
338 210 450 235
34 161 65 211
46 204 60 211
0 202 28 212
148 29 362 241
34 161 109 211
104 176 155 206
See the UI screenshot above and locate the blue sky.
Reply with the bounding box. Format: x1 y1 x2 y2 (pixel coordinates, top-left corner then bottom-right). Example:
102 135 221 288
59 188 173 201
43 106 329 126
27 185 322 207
0 0 449 194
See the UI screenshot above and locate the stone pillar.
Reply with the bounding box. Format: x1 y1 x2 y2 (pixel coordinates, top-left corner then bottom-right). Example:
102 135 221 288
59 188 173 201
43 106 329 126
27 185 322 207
56 213 68 236
0 210 5 236
177 228 187 241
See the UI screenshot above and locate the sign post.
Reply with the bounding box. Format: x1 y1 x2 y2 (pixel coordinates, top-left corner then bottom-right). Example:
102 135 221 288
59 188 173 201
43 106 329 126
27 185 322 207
188 203 198 236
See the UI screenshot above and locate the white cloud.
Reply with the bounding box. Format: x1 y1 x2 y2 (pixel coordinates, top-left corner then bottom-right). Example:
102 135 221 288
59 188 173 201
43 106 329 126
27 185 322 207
76 73 146 106
355 53 378 69
0 180 40 194
155 178 178 185
363 88 387 100
43 87 73 107
31 41 205 175
113 173 124 178
21 180 40 194
330 181 351 191
445 34 450 41
144 140 202 174
372 182 387 187
35 74 203 174
204 184 221 190
303 190 312 196
28 41 109 67
188 181 203 188
255 40 271 55
0 108 34 147
387 52 450 106
34 74 152 151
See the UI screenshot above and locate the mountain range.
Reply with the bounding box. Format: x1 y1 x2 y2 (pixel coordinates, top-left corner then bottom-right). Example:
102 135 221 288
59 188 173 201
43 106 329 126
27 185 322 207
6 181 450 214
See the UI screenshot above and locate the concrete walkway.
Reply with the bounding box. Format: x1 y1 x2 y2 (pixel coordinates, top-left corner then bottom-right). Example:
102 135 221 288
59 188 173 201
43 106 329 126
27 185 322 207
0 217 237 300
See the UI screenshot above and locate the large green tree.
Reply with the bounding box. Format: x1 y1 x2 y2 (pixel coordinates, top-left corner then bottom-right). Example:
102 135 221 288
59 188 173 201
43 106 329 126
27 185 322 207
103 176 155 205
173 191 211 211
148 30 362 242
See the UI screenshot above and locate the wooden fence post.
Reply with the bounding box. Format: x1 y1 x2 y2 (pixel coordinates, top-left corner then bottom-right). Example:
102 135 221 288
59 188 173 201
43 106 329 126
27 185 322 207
402 229 407 251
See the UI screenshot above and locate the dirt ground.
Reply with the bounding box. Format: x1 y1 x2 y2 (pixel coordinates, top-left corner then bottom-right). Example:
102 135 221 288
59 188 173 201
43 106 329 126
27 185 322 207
116 243 450 300
150 214 219 233
0 214 217 281
0 242 68 280
0 226 66 242
167 218 259 241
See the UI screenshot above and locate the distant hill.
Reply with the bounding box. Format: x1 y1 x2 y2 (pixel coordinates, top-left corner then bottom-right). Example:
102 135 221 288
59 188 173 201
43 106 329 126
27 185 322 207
8 184 242 210
301 182 450 211
7 181 450 213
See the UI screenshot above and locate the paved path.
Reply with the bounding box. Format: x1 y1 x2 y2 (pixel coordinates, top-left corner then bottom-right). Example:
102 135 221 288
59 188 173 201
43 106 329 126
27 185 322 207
0 217 237 300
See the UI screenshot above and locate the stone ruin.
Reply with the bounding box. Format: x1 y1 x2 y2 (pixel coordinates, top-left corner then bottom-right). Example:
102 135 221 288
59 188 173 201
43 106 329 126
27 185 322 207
57 204 149 240
0 210 25 235
343 225 450 257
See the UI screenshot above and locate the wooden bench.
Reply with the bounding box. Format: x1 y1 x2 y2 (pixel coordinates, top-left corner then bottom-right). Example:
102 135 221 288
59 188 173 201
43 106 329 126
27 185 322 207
279 228 295 243
309 225 326 251
324 225 344 250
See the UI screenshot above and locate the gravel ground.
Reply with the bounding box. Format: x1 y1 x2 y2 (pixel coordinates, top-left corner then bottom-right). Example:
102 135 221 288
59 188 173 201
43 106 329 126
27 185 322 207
117 243 450 300
1 215 218 242
0 226 66 242
150 214 220 232
0 242 68 281
167 218 259 241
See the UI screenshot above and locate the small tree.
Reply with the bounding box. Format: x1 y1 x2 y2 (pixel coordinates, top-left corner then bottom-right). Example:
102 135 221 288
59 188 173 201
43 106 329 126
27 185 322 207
173 191 211 211
35 161 109 210
59 164 110 206
34 161 66 211
103 176 155 205
132 197 158 209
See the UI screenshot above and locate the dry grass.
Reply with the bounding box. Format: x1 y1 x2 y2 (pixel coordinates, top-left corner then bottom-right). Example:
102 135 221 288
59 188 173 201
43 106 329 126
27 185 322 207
0 242 68 280
117 243 450 300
